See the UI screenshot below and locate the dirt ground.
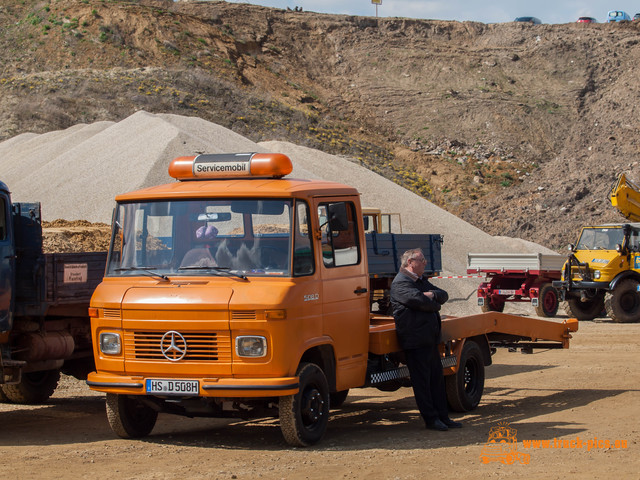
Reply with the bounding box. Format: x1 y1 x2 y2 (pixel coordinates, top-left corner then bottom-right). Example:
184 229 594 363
1 318 637 479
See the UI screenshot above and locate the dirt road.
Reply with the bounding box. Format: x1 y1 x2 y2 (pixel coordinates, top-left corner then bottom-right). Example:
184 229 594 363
1 319 638 479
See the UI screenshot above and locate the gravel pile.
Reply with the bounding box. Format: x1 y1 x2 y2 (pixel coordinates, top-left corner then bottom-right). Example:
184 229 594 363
0 111 557 315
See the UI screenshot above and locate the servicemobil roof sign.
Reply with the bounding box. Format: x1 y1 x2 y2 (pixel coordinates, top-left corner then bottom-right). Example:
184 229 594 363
192 153 252 177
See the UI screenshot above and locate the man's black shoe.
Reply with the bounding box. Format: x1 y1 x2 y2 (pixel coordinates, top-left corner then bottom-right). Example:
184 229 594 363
441 418 462 428
425 419 448 431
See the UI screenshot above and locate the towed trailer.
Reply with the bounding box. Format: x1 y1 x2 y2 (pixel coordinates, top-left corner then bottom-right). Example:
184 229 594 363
468 252 565 317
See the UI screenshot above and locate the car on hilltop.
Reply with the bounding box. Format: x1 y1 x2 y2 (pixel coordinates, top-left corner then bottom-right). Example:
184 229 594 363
577 17 598 23
514 16 542 24
607 10 631 22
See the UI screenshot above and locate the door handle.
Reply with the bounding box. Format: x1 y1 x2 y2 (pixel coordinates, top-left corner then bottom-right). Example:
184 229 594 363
354 288 368 294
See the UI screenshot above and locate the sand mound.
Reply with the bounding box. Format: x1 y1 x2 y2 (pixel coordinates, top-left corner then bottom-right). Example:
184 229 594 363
0 111 557 315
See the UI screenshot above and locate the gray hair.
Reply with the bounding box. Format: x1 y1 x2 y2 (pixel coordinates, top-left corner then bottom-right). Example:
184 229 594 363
401 248 425 268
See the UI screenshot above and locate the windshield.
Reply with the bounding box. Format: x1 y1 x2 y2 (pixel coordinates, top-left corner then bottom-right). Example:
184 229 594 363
106 198 300 277
576 227 624 250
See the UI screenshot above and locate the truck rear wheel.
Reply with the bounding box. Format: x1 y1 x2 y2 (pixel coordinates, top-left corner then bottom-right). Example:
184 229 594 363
106 393 158 438
534 284 559 317
279 362 330 447
605 279 640 323
563 295 604 320
1 369 60 404
445 340 485 412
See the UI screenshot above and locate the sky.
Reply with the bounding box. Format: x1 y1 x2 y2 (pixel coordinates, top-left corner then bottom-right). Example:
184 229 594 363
223 1 640 24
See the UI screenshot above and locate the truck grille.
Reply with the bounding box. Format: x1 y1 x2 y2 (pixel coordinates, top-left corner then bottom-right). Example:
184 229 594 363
124 331 232 361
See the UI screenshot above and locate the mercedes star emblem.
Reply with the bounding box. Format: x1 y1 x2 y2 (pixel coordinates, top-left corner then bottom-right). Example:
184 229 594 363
160 331 187 361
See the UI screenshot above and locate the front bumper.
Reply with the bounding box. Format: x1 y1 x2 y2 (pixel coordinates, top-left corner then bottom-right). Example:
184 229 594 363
86 371 299 397
552 280 610 291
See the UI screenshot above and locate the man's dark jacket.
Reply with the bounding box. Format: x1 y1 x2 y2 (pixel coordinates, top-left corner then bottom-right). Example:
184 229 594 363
390 269 449 350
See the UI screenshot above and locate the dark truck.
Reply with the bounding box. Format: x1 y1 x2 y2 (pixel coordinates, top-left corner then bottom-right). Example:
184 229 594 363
0 181 106 403
366 231 442 314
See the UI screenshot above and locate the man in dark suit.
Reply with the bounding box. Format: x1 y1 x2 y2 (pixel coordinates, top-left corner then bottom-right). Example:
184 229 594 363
390 248 462 431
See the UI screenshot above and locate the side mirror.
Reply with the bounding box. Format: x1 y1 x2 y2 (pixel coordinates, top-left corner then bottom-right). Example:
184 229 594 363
616 243 622 253
567 243 575 252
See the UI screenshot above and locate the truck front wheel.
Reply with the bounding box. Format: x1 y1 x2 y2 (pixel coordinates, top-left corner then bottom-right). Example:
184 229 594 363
1 369 60 404
106 393 158 439
563 295 604 320
605 279 640 323
534 283 559 317
279 362 330 447
445 340 485 412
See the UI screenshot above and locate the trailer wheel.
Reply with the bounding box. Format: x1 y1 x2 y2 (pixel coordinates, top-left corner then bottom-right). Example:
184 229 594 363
563 295 604 320
279 362 330 447
605 279 640 323
106 393 158 439
445 340 485 412
1 369 60 404
329 389 349 409
480 299 504 313
534 284 559 317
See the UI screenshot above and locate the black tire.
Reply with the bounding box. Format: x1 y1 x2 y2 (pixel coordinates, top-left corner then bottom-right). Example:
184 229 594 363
1 369 60 404
279 362 330 447
534 283 559 317
329 389 349 409
445 340 485 412
480 298 504 313
563 295 605 320
106 393 158 439
0 386 11 403
605 279 640 323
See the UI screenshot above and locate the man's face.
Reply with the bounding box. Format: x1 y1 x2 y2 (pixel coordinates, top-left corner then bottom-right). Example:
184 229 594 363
408 254 427 276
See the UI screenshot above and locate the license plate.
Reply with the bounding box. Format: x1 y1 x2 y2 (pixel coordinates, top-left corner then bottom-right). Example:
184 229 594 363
498 289 516 295
146 379 199 395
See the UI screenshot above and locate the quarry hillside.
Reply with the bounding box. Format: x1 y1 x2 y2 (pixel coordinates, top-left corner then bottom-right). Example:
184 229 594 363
2 0 640 250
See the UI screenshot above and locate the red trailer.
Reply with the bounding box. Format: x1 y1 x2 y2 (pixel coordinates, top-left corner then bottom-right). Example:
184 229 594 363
467 253 565 317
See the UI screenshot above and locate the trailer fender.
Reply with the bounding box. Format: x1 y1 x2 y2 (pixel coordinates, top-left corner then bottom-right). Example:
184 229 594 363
446 334 491 375
470 335 492 366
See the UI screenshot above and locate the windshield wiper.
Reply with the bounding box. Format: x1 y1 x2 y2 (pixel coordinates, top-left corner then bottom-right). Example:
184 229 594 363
114 267 170 282
178 266 248 280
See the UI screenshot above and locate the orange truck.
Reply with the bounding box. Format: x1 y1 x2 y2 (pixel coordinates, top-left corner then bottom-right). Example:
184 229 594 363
87 153 578 446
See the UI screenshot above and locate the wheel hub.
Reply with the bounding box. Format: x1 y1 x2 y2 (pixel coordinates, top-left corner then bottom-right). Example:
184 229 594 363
620 292 639 312
301 387 324 425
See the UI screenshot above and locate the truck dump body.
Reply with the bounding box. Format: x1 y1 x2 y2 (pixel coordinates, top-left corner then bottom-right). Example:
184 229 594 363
467 253 565 274
15 252 107 317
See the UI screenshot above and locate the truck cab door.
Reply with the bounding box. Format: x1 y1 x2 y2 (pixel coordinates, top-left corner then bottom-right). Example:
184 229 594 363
315 199 369 390
0 190 15 332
